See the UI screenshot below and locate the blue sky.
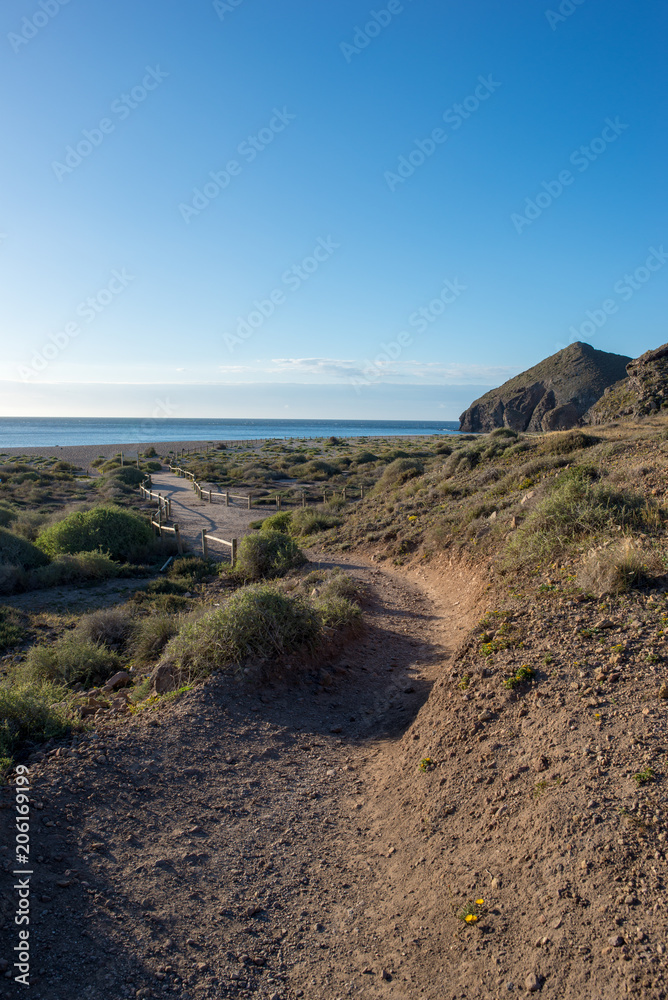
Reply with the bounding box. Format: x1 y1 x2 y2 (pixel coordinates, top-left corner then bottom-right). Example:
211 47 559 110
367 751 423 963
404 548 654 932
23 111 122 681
0 0 666 418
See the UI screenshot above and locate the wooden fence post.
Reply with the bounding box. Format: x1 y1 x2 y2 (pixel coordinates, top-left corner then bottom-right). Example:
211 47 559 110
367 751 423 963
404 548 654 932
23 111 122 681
247 495 252 510
276 496 281 510
225 492 229 507
120 451 124 466
361 485 365 499
231 538 237 567
201 529 208 559
174 524 183 555
343 486 347 501
302 492 306 508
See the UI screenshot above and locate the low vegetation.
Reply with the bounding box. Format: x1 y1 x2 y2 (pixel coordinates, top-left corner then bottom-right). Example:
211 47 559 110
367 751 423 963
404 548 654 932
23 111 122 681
36 504 154 561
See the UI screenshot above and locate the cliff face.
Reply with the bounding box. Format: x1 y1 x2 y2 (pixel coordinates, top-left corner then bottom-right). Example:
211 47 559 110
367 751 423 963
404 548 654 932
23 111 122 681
459 342 632 433
586 342 668 424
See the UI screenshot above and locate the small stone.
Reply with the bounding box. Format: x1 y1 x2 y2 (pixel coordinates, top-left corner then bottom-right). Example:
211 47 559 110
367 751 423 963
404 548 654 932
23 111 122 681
608 934 624 947
102 670 131 692
658 682 668 700
381 968 392 981
533 755 549 773
491 876 502 890
313 922 325 932
625 895 638 906
525 973 540 992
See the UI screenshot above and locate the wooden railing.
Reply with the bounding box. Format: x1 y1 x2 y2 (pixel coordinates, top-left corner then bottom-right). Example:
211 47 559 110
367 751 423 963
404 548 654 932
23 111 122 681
140 478 182 554
150 518 183 555
139 481 172 519
168 465 253 509
201 530 237 565
168 464 365 510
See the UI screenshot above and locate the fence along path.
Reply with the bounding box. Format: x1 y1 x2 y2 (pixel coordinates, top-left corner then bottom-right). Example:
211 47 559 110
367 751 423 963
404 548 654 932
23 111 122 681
143 471 258 563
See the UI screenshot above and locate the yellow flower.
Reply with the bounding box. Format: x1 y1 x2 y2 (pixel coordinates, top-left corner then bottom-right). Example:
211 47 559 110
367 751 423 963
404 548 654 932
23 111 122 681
475 899 484 906
465 914 478 923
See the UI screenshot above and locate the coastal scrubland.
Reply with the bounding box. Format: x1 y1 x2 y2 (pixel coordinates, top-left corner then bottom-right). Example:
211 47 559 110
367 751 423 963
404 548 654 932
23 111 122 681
2 420 668 997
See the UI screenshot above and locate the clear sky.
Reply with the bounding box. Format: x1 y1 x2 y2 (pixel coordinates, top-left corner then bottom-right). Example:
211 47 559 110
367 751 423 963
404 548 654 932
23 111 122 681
0 0 666 419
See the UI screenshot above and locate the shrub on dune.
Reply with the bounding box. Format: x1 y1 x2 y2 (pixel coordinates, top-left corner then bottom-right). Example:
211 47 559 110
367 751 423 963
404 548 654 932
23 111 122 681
36 505 153 562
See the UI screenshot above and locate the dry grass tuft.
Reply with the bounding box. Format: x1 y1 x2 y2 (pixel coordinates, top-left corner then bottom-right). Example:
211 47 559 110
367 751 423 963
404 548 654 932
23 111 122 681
577 539 663 596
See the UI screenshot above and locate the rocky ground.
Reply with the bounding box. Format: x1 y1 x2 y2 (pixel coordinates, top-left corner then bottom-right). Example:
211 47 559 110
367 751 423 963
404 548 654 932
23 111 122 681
2 545 668 998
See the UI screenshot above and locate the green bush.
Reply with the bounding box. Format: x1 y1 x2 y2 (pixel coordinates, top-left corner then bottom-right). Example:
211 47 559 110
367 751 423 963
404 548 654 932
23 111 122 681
0 606 26 652
236 530 306 580
36 505 153 562
29 551 120 589
314 595 363 634
290 509 341 537
542 430 600 455
163 585 321 680
301 460 338 480
108 466 146 486
0 527 49 570
168 556 216 583
25 634 120 688
507 468 655 564
490 427 519 439
0 564 27 595
259 511 293 534
376 457 424 491
0 503 18 528
131 614 179 663
74 606 135 649
0 677 69 772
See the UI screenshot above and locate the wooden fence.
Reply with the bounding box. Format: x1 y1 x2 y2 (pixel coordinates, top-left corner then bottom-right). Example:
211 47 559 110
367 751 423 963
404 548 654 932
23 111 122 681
168 465 252 509
140 478 182 554
201 530 237 565
139 482 172 519
168 464 365 510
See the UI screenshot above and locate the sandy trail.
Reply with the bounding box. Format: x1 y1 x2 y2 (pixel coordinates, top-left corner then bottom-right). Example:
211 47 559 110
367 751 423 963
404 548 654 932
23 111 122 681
146 472 260 559
0 557 469 1000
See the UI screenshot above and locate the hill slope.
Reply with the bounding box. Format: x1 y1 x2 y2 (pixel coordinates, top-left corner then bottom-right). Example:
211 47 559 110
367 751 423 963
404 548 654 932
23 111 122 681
459 342 631 432
586 341 668 424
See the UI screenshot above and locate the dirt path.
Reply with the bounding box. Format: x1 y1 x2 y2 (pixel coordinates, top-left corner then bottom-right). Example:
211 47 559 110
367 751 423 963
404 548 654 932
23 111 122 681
0 555 475 1000
146 472 259 558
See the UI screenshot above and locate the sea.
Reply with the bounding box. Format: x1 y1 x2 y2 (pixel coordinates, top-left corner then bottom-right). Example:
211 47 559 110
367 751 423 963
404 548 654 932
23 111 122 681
0 418 461 448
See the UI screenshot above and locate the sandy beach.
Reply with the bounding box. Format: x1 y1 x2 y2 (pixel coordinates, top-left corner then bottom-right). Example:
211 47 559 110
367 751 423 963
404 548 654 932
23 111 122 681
0 439 261 470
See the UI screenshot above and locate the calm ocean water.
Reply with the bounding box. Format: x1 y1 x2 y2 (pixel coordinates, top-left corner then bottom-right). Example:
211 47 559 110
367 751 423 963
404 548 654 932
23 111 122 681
0 418 461 448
